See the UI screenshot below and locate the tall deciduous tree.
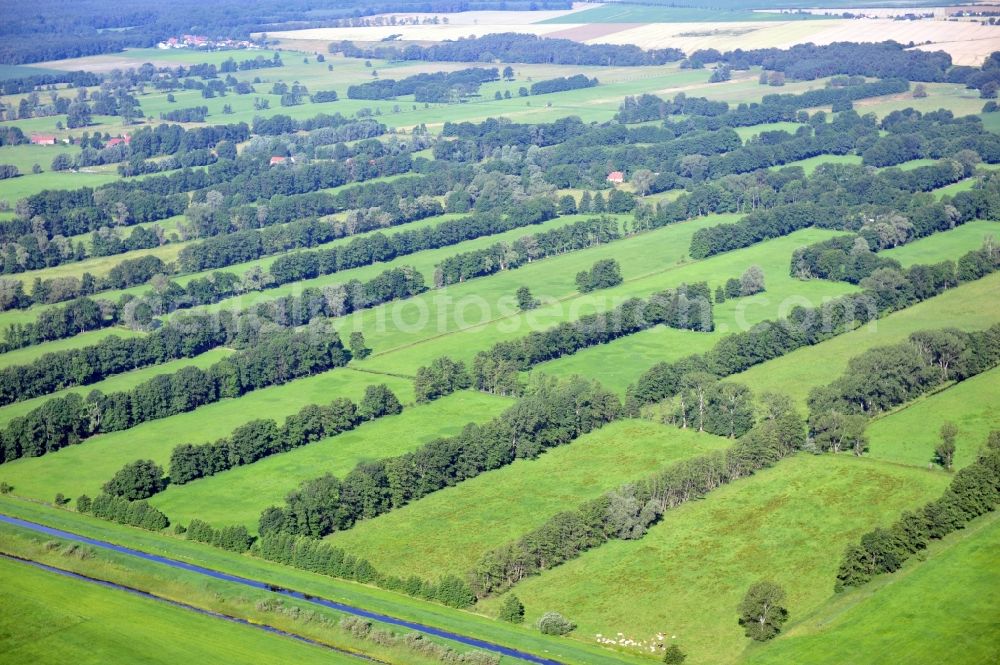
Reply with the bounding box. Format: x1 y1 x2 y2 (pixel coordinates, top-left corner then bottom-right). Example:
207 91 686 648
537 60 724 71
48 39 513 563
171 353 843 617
935 421 958 469
498 594 525 623
738 580 788 641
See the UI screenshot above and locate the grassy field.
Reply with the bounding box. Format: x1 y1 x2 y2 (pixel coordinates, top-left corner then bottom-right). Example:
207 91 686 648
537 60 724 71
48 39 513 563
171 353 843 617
0 170 119 208
865 365 1000 471
0 328 145 367
0 348 233 426
778 153 861 174
152 390 512 530
732 121 803 141
0 556 361 665
352 226 852 378
742 511 1000 665
0 210 470 331
330 420 732 579
733 272 1000 407
881 220 999 267
488 454 949 665
532 227 856 394
853 82 988 119
0 368 414 502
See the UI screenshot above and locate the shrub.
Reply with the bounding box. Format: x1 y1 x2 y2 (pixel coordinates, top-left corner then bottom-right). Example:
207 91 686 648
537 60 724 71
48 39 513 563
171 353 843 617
536 611 576 635
75 494 91 512
663 644 687 664
102 459 167 500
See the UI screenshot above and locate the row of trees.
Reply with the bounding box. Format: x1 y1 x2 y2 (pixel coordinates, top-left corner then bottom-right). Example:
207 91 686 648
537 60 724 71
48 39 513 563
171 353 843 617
160 106 209 123
258 376 620 538
697 41 954 82
469 283 714 397
469 394 805 596
78 492 169 531
529 75 597 96
0 327 350 464
0 310 245 406
186 518 255 552
687 157 994 260
330 33 684 67
168 384 401 485
266 198 555 287
0 255 166 312
434 215 622 287
807 325 1000 454
835 431 999 590
346 68 498 102
615 79 907 128
0 254 424 352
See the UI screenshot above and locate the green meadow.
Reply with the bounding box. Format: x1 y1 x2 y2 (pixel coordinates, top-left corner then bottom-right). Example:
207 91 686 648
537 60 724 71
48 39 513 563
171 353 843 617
734 272 1000 408
531 227 856 394
330 420 732 578
742 512 1000 665
355 226 850 377
152 390 512 530
881 219 1000 267
0 348 233 426
0 368 414 502
865 366 1000 471
492 454 949 665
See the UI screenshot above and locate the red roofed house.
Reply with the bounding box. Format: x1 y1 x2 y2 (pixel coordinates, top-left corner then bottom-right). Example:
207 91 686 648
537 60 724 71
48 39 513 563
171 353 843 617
106 134 131 147
30 134 57 145
606 171 625 184
269 156 294 166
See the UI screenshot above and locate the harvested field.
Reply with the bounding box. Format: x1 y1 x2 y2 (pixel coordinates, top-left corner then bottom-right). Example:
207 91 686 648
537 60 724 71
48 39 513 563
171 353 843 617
545 23 642 41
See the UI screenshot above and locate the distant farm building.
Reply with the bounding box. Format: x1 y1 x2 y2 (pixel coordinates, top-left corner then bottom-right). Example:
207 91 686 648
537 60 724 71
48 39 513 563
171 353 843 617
106 135 131 147
607 171 625 184
30 134 57 145
269 156 293 166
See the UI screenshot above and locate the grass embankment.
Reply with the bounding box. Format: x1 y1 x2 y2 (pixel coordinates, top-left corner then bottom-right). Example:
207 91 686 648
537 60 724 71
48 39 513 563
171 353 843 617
0 497 645 665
